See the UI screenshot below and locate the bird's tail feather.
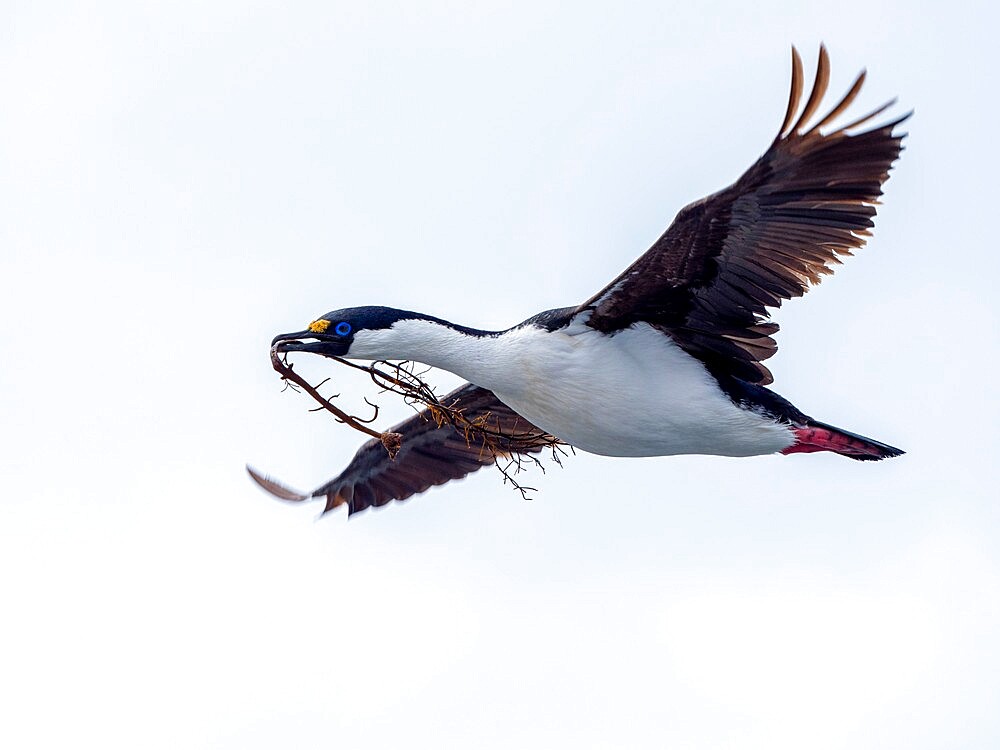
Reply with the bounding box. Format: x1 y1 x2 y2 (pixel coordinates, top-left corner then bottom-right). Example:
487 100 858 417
780 421 904 461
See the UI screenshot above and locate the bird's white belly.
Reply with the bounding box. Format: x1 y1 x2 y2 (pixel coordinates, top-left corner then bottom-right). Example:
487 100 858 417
487 323 795 458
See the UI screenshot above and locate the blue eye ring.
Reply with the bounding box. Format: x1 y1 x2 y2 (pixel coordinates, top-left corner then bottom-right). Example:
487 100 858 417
334 321 352 336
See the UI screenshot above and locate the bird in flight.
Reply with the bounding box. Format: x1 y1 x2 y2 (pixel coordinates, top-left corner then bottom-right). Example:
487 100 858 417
251 45 908 516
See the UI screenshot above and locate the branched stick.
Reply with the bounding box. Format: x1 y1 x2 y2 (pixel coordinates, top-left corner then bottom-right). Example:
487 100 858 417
269 344 565 497
269 345 403 458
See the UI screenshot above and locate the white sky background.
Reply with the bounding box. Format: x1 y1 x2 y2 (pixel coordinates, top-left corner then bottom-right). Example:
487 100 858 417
1 0 998 747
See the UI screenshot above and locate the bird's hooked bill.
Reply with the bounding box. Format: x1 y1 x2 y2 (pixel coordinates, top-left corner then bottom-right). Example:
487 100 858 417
270 330 349 358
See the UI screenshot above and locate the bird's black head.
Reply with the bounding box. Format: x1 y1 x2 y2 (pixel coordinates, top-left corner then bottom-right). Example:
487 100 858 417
271 306 421 359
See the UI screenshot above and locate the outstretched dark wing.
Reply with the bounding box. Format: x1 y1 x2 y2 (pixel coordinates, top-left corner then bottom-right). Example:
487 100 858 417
248 383 557 516
579 45 909 384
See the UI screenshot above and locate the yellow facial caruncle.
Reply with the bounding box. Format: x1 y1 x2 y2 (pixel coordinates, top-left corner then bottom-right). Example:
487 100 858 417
308 319 331 334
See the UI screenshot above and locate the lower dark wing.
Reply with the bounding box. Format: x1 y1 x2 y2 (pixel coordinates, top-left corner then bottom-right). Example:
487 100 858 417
249 383 558 516
579 45 909 385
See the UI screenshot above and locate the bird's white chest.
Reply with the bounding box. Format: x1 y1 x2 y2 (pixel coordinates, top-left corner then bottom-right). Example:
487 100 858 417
481 322 794 457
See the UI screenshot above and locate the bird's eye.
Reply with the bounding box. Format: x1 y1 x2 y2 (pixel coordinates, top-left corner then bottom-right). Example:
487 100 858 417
334 322 352 336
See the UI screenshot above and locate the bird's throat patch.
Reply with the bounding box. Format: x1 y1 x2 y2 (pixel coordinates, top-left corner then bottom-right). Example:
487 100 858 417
308 319 331 333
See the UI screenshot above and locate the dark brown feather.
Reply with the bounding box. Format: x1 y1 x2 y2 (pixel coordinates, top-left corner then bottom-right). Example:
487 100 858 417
791 45 831 133
579 46 908 385
777 46 805 137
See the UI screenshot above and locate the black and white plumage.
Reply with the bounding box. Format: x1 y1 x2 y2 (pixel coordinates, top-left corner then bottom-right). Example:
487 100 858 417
250 46 907 516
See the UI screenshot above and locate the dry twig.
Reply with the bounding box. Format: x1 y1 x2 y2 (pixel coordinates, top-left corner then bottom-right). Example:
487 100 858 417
269 344 565 497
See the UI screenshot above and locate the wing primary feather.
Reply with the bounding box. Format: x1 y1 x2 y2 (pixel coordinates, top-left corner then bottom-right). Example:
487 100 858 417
805 69 867 135
778 45 805 138
246 465 310 502
836 98 899 132
791 43 831 134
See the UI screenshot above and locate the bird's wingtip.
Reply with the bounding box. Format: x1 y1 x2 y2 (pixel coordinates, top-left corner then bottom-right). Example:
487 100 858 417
246 464 310 502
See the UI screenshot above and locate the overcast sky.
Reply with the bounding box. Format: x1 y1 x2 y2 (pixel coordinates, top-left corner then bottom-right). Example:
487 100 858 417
2 1 998 748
